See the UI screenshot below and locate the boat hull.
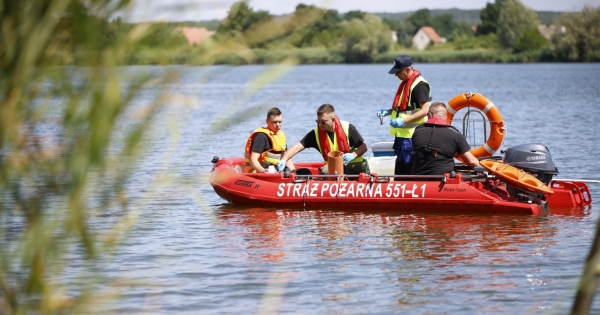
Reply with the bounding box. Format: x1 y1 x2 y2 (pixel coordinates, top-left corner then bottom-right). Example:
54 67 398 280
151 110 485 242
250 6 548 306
209 158 592 215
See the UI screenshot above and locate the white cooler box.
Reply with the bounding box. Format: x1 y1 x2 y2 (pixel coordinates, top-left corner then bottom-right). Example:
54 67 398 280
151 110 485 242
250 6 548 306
366 156 396 176
371 142 395 157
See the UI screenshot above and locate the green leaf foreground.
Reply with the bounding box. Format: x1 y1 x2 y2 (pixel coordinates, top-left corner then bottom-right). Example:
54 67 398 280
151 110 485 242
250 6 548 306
0 0 303 313
1 1 600 314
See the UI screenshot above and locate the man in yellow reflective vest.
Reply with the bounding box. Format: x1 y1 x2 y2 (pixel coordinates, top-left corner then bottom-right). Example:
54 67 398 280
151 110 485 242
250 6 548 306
244 107 295 173
377 55 431 175
278 104 368 175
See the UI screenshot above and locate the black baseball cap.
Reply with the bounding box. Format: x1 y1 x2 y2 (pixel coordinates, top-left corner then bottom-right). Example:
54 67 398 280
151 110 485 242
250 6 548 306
388 55 413 74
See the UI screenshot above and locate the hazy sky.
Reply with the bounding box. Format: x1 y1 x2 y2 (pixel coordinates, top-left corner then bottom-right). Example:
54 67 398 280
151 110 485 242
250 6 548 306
123 0 600 22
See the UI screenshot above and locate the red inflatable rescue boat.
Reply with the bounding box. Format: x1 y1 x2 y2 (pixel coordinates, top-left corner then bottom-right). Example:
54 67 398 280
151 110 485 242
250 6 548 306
209 150 591 215
210 93 592 215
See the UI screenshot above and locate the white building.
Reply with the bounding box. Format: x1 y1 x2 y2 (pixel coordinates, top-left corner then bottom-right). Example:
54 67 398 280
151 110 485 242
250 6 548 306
412 26 446 51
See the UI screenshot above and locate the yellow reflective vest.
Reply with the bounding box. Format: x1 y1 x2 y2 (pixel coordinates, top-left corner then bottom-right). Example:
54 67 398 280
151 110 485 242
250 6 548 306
390 76 430 138
314 121 364 164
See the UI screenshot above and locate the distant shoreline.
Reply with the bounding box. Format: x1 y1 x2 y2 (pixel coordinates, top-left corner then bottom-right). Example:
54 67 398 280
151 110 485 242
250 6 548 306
101 47 598 66
124 9 564 28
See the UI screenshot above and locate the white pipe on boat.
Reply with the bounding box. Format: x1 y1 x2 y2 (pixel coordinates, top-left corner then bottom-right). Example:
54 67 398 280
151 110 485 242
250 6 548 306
553 179 600 184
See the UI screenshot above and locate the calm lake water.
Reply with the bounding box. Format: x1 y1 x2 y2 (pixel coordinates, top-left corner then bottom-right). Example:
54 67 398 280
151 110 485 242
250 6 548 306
48 64 600 313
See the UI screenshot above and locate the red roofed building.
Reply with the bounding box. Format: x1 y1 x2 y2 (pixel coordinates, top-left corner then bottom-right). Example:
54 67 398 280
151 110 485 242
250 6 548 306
175 27 214 45
412 26 446 51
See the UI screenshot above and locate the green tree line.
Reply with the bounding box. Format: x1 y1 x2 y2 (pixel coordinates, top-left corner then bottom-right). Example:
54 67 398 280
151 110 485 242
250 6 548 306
376 8 561 25
45 0 600 64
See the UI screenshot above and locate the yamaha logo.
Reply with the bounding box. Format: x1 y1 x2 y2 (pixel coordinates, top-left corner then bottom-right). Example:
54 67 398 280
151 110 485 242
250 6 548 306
526 155 546 161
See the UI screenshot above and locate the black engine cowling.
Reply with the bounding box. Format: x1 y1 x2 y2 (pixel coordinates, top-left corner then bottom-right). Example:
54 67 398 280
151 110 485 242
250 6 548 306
502 143 558 185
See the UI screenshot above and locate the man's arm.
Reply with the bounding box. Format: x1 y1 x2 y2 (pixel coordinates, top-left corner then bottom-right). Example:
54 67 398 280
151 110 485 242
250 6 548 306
403 101 430 124
455 132 479 167
352 142 367 158
403 83 431 124
249 152 267 173
248 134 271 172
459 151 480 167
347 124 367 158
280 142 305 161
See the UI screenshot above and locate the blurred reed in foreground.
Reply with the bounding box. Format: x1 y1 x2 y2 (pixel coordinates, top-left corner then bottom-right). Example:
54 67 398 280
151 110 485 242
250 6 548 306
0 1 177 313
0 1 298 314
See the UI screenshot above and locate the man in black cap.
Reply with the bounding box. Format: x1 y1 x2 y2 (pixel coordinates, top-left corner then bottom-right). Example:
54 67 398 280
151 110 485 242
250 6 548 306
376 55 431 175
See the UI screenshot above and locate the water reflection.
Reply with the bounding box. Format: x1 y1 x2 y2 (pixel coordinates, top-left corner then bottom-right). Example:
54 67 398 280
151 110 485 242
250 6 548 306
388 215 555 263
550 205 592 217
213 205 591 311
214 206 590 265
216 206 287 263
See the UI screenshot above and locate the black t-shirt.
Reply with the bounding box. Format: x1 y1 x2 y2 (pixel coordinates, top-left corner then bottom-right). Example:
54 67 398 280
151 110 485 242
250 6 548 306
250 133 272 153
300 123 364 153
411 125 471 175
406 81 431 110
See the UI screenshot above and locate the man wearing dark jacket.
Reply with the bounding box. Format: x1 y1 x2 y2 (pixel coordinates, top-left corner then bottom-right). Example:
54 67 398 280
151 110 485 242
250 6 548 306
412 102 480 175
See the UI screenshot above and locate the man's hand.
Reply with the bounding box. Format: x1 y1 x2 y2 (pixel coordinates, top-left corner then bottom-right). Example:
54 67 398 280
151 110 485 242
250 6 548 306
343 153 355 163
277 159 286 172
390 118 405 128
377 109 391 118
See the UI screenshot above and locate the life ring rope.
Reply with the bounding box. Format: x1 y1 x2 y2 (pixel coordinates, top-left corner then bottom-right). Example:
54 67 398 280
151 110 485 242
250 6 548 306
447 92 506 158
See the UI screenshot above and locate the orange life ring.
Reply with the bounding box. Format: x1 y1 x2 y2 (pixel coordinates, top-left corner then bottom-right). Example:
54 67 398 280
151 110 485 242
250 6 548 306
447 93 505 158
479 159 554 195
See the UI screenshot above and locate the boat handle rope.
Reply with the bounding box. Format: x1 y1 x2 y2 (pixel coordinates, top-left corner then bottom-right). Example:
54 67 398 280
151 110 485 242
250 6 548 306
490 180 505 192
302 189 307 211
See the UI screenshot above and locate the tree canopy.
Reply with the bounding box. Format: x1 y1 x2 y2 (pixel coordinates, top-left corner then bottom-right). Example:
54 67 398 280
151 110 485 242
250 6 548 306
215 1 272 43
550 6 600 61
339 14 392 63
405 9 433 34
477 0 503 35
211 2 394 62
497 0 540 48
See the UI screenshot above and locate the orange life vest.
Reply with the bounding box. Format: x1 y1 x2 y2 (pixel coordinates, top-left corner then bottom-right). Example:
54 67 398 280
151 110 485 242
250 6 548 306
244 127 287 168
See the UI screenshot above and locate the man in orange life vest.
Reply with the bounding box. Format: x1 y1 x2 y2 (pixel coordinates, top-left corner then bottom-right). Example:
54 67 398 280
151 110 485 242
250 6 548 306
412 102 480 175
244 107 295 173
278 104 368 175
377 55 431 175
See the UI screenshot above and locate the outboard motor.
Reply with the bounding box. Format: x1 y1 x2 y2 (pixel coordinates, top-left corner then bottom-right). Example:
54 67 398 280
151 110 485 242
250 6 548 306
502 143 558 185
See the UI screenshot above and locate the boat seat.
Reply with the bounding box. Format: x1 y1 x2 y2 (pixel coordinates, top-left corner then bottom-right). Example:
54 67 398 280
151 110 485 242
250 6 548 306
296 168 313 176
